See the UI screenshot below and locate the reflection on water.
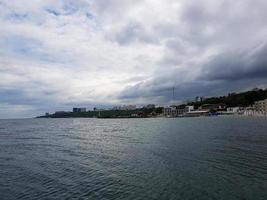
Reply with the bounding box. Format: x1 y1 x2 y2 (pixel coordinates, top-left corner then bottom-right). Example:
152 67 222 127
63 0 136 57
0 116 267 200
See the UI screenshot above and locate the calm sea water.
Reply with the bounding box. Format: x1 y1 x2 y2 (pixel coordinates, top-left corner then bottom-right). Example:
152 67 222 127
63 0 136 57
0 116 267 200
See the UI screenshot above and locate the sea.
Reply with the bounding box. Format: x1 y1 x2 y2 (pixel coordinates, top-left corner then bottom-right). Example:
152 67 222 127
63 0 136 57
0 116 266 200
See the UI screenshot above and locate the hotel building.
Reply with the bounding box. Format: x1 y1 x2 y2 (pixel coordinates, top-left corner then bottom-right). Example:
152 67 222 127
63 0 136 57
254 99 267 114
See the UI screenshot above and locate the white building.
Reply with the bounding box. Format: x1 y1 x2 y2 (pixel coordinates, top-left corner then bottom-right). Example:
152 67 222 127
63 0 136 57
163 105 194 117
254 99 267 115
227 107 241 114
163 106 177 117
243 107 258 116
185 106 194 113
176 105 194 116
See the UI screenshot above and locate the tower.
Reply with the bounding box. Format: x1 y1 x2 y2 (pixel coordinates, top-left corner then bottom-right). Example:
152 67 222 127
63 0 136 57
172 87 175 102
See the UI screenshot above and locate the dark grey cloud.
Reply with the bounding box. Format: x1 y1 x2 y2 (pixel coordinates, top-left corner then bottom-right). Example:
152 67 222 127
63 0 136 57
119 41 267 103
201 42 267 81
119 76 267 104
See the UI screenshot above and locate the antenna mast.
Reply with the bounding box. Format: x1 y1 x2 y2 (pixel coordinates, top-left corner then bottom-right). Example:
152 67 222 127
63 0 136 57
172 87 175 102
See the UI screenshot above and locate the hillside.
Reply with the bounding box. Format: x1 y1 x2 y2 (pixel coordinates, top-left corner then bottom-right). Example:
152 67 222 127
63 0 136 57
189 88 267 108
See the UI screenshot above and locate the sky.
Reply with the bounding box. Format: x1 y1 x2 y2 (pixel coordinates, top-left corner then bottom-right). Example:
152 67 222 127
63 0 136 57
0 0 267 118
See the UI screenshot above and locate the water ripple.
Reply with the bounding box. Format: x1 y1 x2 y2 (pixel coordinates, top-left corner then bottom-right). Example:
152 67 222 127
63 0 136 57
0 117 267 200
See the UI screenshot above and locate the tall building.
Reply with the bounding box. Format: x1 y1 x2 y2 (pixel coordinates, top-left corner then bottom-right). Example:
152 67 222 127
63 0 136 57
254 99 267 114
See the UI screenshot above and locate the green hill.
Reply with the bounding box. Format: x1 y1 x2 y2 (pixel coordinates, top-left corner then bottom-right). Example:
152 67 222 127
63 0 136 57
189 88 267 108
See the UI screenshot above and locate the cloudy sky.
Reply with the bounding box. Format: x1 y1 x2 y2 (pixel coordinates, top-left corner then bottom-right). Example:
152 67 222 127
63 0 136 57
1 0 267 118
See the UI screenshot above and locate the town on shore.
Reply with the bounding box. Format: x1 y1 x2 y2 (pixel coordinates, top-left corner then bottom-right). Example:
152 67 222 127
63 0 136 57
38 88 267 119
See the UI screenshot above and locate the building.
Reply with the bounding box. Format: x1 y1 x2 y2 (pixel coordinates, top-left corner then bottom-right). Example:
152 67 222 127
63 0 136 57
199 104 226 111
243 107 257 116
175 105 194 116
227 107 242 114
163 106 177 117
254 99 267 115
73 107 86 113
112 105 137 110
195 96 205 102
176 107 185 116
184 110 209 117
185 105 194 112
163 105 195 117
